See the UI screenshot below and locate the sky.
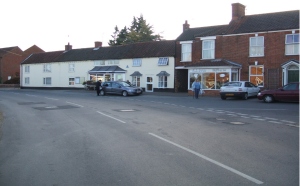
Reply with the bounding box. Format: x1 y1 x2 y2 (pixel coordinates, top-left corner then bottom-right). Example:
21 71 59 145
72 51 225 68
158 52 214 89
1 0 299 52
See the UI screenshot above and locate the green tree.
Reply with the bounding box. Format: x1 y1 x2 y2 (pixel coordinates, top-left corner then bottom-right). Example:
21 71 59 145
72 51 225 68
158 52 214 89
108 15 163 46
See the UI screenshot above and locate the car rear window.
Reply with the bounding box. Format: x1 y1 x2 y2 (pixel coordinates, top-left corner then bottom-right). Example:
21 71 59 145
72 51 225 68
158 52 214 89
223 82 242 87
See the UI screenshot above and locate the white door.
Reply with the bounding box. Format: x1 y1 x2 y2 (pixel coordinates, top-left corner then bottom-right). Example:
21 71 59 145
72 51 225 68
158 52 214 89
146 76 153 92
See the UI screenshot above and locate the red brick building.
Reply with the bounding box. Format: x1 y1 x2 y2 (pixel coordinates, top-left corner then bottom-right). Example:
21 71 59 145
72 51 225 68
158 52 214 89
175 3 299 96
0 45 44 83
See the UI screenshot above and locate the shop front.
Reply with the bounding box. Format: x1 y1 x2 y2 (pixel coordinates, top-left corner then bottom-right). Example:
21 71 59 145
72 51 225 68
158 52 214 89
176 59 242 96
88 66 126 82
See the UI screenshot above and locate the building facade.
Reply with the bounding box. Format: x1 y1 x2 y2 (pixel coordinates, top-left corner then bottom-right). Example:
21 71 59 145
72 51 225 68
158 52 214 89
175 3 299 96
20 41 176 92
0 45 44 83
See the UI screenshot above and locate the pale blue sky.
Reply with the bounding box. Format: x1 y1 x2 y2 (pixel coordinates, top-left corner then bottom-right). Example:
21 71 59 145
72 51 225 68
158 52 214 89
1 0 299 52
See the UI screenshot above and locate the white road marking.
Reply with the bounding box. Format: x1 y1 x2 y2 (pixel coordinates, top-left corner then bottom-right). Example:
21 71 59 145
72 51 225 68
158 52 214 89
97 111 126 123
240 116 250 118
25 94 38 97
264 117 278 120
149 133 263 185
66 101 84 108
280 120 295 124
45 97 59 101
268 121 282 124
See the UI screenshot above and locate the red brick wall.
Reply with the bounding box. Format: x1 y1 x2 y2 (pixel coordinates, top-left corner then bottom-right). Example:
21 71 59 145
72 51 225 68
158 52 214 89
175 30 299 92
1 48 24 82
0 46 44 83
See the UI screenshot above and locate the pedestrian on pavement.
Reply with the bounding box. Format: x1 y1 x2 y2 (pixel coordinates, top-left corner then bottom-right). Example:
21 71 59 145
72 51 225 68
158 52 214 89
96 80 102 96
192 79 201 99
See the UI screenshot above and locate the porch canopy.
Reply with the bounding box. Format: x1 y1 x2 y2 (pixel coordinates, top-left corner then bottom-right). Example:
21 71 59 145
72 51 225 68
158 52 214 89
130 71 143 76
88 65 126 75
156 71 170 76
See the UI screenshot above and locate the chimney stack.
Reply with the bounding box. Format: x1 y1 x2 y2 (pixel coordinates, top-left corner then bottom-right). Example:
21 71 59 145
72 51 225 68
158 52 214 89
183 20 190 32
231 3 245 21
95 41 102 48
65 42 72 51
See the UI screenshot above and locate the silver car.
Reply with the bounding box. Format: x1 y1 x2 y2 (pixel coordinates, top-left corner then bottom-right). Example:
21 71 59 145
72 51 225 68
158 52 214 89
100 81 142 96
219 81 261 100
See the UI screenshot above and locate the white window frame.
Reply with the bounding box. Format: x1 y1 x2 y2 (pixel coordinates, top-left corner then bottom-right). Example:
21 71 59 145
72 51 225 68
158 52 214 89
94 61 105 66
249 65 264 87
106 60 119 65
24 77 30 84
69 78 75 85
131 76 141 87
202 40 215 59
43 64 51 72
132 58 142 67
25 65 30 73
158 57 169 66
69 63 75 72
43 77 51 85
285 34 299 55
158 76 167 88
180 41 192 62
249 36 264 57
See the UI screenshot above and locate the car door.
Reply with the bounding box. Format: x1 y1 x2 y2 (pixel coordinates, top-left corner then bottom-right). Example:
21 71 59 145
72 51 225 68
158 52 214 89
244 82 253 96
249 82 259 96
111 82 121 94
276 83 299 102
103 82 112 94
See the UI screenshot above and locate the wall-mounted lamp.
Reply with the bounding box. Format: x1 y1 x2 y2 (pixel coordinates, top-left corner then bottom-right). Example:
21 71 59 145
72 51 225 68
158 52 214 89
126 65 129 68
255 61 258 65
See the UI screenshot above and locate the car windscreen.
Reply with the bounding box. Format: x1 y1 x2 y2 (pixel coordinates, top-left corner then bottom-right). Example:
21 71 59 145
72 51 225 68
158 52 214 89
119 82 131 87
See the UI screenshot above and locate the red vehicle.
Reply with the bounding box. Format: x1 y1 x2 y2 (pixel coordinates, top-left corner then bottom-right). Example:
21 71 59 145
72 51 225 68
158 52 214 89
257 82 299 103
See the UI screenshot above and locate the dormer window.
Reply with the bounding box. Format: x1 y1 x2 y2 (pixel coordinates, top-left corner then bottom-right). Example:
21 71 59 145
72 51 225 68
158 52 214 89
158 57 168 66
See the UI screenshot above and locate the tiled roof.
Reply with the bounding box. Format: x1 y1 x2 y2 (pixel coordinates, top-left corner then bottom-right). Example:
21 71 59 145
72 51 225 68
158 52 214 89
183 59 242 67
21 40 176 64
0 47 18 57
21 51 64 64
176 25 227 41
177 10 299 41
56 40 176 62
227 10 299 34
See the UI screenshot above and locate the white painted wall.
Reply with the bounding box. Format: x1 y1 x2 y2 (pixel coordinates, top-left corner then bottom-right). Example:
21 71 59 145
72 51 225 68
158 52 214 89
21 57 175 89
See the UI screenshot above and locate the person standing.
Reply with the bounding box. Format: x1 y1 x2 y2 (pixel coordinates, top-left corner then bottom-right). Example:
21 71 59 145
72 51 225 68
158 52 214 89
96 80 102 96
193 79 201 99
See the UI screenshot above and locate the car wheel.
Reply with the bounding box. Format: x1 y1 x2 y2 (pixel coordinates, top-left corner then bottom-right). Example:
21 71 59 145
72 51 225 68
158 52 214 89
221 96 226 100
263 95 274 103
100 90 105 96
122 91 128 97
243 93 248 100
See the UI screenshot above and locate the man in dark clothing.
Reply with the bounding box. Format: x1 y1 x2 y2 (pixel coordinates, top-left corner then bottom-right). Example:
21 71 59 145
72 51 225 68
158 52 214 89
96 80 102 96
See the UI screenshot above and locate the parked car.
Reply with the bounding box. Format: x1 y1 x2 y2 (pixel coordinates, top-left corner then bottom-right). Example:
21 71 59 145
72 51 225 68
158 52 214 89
219 81 261 100
257 82 299 103
100 81 142 96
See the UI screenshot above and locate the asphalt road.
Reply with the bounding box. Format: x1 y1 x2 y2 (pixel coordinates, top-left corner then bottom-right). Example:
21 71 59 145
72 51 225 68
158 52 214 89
0 89 299 186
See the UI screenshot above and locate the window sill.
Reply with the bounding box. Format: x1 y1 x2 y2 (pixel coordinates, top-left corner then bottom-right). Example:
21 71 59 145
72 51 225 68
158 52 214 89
249 55 264 57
